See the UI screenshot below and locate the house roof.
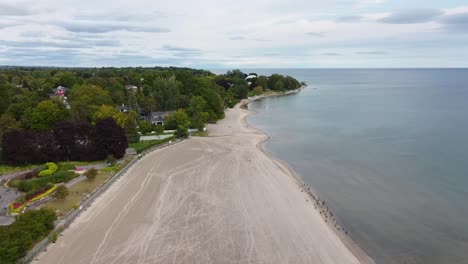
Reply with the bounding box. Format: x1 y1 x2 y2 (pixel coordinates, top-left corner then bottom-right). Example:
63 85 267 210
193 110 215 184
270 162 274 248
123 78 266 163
150 111 175 117
53 86 70 92
118 105 129 112
49 86 70 97
125 85 138 90
147 111 175 122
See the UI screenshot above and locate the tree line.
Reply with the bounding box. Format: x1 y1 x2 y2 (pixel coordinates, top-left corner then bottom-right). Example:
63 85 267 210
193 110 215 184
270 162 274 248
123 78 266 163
0 67 302 164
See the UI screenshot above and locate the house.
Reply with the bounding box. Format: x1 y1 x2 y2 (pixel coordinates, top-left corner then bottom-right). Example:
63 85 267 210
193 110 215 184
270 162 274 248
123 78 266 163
146 111 175 126
49 86 71 109
49 86 70 98
118 104 129 113
245 74 258 80
125 85 138 92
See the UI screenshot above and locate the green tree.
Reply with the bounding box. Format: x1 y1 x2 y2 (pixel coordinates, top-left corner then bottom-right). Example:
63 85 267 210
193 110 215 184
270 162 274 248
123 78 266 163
124 111 140 143
70 102 91 122
257 76 268 90
24 100 68 131
231 83 249 99
109 82 126 105
150 76 181 110
0 113 20 145
187 96 209 131
253 86 263 96
93 105 127 127
226 69 246 80
85 168 98 181
155 125 165 134
166 110 191 138
127 91 139 110
57 71 77 87
68 84 113 108
52 185 69 200
0 208 56 264
138 120 153 135
0 85 10 115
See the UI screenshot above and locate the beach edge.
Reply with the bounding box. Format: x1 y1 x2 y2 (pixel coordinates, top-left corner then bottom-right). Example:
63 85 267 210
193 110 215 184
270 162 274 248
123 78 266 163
243 88 376 264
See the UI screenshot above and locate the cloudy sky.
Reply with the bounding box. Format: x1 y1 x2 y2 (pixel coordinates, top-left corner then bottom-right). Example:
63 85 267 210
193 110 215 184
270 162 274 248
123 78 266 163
1 0 468 68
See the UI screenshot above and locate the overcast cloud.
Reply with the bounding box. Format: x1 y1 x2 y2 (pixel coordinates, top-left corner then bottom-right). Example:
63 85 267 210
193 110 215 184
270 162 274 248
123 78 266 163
0 0 468 68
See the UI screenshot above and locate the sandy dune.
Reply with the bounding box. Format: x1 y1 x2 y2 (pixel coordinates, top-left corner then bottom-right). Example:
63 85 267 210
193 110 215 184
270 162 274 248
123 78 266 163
36 104 364 264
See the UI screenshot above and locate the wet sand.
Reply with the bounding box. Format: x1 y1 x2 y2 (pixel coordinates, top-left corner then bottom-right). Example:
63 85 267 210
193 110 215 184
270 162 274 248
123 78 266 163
35 102 368 264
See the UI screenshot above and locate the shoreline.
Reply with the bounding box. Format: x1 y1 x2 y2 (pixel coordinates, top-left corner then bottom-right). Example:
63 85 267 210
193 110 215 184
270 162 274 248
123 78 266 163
35 85 369 263
243 88 376 264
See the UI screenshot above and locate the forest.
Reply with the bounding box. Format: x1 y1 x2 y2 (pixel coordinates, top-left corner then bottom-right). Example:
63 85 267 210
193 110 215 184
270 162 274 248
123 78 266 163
0 67 302 164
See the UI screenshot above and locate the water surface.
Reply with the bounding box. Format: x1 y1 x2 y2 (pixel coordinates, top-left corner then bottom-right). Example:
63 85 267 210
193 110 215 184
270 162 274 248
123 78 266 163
245 69 468 264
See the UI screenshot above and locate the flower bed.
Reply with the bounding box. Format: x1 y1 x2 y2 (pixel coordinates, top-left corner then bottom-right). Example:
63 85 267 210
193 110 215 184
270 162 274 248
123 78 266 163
9 185 58 214
74 168 87 175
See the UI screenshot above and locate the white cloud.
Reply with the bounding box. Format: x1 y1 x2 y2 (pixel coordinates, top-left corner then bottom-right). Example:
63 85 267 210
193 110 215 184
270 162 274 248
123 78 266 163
0 0 467 67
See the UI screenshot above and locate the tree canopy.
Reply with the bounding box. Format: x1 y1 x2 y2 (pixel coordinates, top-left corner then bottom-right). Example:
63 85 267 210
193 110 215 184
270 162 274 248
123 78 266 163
0 67 302 164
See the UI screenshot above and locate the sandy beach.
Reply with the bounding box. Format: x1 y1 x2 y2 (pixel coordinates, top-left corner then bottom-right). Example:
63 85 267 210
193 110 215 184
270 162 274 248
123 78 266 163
35 99 370 264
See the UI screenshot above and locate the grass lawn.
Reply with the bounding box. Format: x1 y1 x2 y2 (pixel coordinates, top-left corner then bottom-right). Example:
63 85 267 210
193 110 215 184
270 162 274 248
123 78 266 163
0 164 37 176
191 131 208 137
43 172 111 217
130 136 176 153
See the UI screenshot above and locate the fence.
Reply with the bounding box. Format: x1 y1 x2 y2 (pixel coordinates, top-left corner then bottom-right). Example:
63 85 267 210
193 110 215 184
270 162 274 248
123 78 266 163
19 138 184 264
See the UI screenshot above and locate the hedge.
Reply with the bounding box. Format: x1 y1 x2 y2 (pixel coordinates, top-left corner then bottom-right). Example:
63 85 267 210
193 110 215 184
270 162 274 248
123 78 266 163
17 171 77 193
38 162 58 177
58 163 76 172
129 136 176 153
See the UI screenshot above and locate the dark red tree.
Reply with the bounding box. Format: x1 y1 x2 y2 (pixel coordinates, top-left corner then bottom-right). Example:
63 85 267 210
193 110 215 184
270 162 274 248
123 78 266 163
93 118 128 160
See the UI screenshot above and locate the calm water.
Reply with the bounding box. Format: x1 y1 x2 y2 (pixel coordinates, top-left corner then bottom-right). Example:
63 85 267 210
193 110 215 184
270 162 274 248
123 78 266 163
244 69 468 264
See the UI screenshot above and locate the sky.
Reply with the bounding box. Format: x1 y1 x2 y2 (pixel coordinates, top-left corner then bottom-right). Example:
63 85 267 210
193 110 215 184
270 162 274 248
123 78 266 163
1 0 468 68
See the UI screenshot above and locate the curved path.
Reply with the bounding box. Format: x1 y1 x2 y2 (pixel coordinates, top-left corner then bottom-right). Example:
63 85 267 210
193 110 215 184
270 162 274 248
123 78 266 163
35 105 363 264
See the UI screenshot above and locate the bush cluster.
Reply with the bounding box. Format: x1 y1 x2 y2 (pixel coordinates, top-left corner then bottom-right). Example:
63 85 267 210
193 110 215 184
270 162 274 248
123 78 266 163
58 163 76 171
17 171 77 193
38 162 58 177
84 168 98 181
0 208 57 264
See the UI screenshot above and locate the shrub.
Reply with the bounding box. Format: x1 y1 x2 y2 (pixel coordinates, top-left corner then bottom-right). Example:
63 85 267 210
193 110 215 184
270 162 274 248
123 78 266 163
58 163 76 171
52 185 69 200
106 155 117 166
38 170 52 177
0 208 56 264
85 168 98 181
129 136 175 153
253 86 263 96
46 162 58 173
49 231 58 243
38 162 58 177
99 165 119 173
16 171 77 192
175 124 189 138
155 125 165 135
23 183 54 201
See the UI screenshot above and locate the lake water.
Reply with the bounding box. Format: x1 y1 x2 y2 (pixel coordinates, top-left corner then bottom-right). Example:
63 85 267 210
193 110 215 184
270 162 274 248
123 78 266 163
243 69 468 264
